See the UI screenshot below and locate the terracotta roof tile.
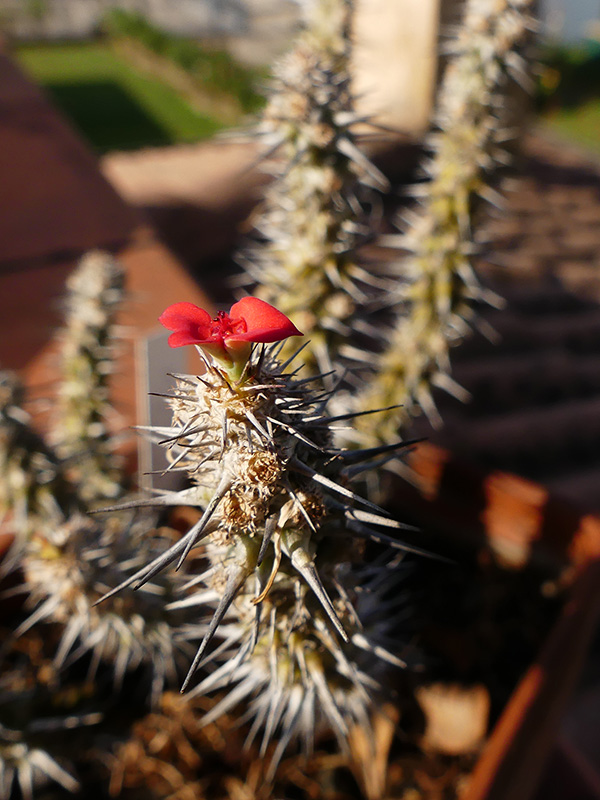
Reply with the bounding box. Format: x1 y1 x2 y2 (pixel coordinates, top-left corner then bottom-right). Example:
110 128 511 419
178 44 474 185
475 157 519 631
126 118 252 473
0 52 214 458
0 52 139 268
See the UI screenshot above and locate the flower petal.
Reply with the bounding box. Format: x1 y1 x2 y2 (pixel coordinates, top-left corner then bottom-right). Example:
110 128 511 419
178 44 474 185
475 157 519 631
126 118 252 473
165 330 204 348
159 303 213 347
228 297 303 343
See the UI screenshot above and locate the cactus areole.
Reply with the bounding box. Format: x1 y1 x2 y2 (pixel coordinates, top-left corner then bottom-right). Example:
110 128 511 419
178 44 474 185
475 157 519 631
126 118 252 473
160 297 303 380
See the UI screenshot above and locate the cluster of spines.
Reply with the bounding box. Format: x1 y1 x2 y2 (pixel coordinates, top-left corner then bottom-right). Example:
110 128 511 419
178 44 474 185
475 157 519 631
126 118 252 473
96 342 422 771
51 250 126 503
244 0 388 375
2 252 185 701
184 549 409 779
1 503 216 798
352 0 535 442
1 252 129 543
0 625 104 800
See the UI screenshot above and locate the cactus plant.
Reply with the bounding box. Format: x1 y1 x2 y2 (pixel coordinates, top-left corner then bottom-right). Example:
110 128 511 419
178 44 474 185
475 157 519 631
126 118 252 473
355 0 536 442
96 297 422 771
51 251 126 503
0 727 81 800
185 549 409 778
244 0 388 375
0 371 74 539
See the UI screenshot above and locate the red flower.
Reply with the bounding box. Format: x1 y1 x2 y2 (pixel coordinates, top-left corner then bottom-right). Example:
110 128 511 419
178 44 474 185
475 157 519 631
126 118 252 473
159 298 302 371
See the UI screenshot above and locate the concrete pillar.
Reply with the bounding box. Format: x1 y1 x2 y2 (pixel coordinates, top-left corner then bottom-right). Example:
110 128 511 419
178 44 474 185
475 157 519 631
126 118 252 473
352 0 443 136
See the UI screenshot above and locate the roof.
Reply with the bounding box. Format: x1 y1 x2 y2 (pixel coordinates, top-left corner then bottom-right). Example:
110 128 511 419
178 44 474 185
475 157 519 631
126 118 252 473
0 50 213 450
0 51 139 268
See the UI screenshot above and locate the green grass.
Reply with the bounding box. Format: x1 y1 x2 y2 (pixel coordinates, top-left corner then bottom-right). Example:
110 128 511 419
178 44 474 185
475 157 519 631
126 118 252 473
16 42 222 151
102 9 264 113
542 99 600 155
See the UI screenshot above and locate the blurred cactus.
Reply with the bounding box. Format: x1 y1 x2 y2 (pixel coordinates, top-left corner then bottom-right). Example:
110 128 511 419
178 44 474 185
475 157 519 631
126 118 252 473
0 370 74 538
245 0 388 375
51 251 126 503
352 0 535 441
15 511 204 705
0 250 127 537
187 550 408 778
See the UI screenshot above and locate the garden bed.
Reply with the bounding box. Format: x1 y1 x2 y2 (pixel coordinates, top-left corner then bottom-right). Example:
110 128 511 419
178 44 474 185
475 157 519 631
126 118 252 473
2 442 598 800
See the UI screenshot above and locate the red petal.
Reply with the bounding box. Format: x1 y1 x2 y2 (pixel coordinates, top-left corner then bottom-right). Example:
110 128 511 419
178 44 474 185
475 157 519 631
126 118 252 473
159 303 212 347
166 330 205 348
228 297 302 343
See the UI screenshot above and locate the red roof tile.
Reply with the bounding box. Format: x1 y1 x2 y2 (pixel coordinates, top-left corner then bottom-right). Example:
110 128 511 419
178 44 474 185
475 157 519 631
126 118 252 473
0 52 139 268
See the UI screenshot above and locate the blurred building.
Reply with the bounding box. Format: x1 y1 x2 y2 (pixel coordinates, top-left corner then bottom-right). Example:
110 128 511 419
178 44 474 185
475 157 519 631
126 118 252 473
0 0 258 40
540 0 600 41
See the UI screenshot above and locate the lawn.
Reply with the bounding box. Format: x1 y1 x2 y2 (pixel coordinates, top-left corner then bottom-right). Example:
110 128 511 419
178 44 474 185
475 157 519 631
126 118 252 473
16 42 223 151
542 99 600 156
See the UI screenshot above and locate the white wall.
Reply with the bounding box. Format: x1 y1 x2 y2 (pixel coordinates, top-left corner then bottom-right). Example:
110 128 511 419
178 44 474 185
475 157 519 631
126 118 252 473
353 0 441 136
